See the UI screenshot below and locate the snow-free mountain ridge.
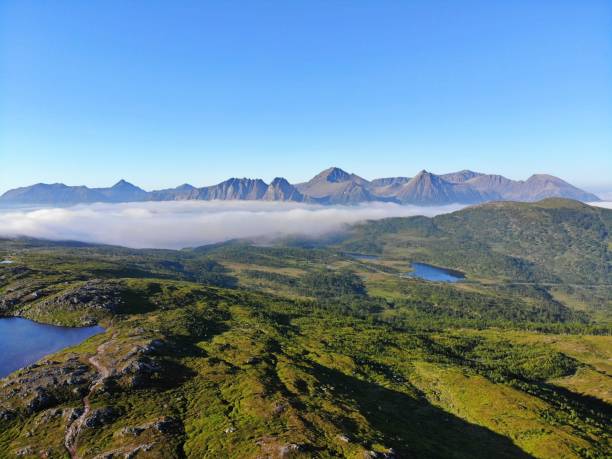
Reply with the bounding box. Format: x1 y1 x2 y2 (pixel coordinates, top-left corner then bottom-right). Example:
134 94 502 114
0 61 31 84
1 167 600 206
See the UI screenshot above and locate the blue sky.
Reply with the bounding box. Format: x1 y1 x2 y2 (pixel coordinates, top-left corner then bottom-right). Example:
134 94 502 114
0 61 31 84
1 1 610 194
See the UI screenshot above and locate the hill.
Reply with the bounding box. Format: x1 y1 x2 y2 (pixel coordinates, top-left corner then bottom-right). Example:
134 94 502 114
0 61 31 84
339 198 612 284
0 198 610 458
0 235 610 457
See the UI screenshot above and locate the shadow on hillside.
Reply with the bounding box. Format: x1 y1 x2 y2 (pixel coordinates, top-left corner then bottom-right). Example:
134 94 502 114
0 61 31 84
309 361 535 458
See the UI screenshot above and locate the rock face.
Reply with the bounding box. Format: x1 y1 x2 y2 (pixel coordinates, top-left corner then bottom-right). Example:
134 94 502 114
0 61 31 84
440 170 485 183
262 178 305 202
0 167 599 206
198 178 268 200
370 177 411 187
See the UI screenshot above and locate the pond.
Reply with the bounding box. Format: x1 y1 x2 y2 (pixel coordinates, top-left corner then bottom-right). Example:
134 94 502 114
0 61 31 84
0 317 104 378
0 260 14 264
408 262 464 283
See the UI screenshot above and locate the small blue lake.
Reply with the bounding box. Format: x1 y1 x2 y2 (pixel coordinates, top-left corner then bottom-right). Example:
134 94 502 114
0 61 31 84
0 317 104 378
408 263 464 283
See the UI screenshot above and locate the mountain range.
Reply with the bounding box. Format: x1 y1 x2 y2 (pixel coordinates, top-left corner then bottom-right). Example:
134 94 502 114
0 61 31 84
0 167 600 206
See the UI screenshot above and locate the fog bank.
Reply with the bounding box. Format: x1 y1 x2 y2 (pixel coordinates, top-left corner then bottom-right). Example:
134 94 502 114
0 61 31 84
590 201 612 210
0 201 465 249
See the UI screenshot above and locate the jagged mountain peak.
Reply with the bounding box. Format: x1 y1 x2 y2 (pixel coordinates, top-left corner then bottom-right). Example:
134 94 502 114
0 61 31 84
1 167 599 205
411 170 443 183
111 179 141 190
263 177 304 202
269 177 291 186
314 167 353 183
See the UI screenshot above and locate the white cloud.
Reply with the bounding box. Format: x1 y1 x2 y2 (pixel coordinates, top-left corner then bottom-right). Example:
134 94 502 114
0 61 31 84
0 201 465 249
590 201 612 210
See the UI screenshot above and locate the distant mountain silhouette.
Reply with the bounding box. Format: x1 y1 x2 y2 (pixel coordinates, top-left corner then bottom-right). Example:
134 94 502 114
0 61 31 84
394 170 484 205
0 168 600 206
440 170 485 183
295 167 375 204
93 179 148 202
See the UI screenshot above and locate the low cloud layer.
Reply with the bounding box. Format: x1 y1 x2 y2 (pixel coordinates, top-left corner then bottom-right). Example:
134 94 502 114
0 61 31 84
0 201 465 249
591 201 612 210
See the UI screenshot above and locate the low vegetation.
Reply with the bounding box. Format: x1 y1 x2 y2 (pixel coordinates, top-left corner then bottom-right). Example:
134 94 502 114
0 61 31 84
0 199 610 458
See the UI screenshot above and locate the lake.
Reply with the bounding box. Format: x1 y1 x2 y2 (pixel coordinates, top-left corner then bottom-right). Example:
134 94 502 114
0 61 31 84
408 262 464 283
0 317 104 378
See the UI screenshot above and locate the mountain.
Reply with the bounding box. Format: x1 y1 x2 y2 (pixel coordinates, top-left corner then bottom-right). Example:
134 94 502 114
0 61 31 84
507 174 600 202
0 180 145 205
463 174 514 199
0 183 106 204
394 170 484 205
93 180 148 202
339 198 612 284
198 178 268 200
295 167 376 204
370 177 411 198
262 177 305 202
149 184 199 201
0 167 600 206
440 170 484 183
463 174 600 202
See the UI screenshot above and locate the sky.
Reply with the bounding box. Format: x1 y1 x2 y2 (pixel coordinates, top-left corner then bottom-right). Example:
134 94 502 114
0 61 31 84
1 1 611 194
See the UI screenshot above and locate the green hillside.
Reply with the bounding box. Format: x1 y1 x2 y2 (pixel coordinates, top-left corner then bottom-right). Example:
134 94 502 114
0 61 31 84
340 199 611 284
0 199 610 458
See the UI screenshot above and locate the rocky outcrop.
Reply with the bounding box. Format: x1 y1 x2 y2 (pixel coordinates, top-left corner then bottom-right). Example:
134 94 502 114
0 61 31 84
37 280 125 314
198 178 268 200
0 279 124 326
83 406 120 428
0 357 95 418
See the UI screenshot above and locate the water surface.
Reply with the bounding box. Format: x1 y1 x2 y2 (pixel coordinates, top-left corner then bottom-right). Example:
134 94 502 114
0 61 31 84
408 262 464 283
0 317 104 378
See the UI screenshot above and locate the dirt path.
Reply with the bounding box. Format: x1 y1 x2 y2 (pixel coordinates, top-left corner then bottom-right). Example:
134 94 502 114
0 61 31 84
64 338 114 459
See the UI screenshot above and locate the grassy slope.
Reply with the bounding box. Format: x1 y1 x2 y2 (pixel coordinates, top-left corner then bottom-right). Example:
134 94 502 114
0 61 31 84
0 199 611 458
336 199 612 323
1 279 609 458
